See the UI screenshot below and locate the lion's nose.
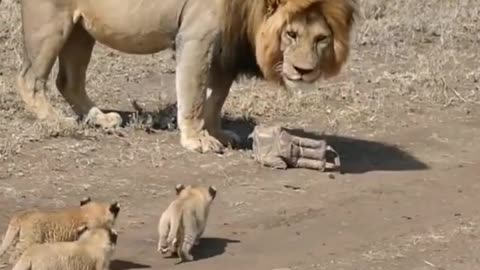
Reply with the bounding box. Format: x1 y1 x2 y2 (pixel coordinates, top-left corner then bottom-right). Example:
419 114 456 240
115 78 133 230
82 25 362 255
293 65 314 76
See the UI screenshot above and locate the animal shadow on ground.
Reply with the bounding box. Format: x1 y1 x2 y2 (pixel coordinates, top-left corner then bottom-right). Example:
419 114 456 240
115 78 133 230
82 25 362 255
98 104 427 174
192 237 241 261
110 259 151 270
101 103 258 150
166 237 240 264
283 128 429 174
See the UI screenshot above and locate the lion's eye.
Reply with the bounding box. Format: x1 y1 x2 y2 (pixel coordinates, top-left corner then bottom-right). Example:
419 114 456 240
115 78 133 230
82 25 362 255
286 30 297 39
315 35 328 43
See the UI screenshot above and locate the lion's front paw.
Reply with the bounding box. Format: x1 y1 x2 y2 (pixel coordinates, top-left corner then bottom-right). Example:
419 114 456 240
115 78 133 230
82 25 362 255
84 107 123 129
181 130 225 154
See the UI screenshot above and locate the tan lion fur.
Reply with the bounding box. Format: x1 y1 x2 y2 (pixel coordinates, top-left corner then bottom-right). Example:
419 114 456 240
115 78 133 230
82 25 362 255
0 198 120 265
10 226 117 270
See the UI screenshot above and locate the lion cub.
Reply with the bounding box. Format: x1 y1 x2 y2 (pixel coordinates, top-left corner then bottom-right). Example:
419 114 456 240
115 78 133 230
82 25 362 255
11 225 117 270
0 197 120 264
157 184 217 262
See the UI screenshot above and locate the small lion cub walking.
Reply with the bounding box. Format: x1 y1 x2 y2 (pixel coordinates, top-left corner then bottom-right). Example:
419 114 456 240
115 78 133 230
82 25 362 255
11 225 118 270
157 184 217 262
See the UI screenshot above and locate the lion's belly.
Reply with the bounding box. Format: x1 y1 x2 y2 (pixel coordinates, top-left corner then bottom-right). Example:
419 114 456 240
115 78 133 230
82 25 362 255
77 0 184 54
82 23 176 54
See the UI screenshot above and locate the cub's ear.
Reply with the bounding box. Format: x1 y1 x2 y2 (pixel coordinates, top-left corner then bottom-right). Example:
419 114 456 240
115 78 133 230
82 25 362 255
76 225 89 238
109 228 119 245
175 184 185 195
80 197 92 206
109 202 121 217
208 186 217 200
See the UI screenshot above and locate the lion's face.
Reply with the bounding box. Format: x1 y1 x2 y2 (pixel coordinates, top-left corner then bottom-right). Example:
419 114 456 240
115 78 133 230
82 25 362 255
279 9 332 86
254 0 356 89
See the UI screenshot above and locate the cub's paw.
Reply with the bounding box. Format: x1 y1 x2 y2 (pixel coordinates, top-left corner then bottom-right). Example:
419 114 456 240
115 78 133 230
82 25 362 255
158 243 169 254
179 251 194 262
193 238 200 246
181 130 225 154
84 107 122 129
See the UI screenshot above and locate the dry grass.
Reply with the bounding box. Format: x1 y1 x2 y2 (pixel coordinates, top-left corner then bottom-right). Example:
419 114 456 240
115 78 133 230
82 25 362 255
0 0 479 161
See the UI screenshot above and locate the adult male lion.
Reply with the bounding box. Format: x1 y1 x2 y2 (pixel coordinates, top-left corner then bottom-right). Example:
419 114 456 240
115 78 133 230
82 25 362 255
15 0 357 153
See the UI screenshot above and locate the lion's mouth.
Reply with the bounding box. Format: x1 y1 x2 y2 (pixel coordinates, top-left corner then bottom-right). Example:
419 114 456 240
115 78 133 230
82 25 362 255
284 74 303 82
283 73 319 84
281 64 321 84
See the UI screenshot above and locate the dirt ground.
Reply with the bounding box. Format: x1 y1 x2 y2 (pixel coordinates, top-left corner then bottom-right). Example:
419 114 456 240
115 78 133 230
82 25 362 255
1 0 480 269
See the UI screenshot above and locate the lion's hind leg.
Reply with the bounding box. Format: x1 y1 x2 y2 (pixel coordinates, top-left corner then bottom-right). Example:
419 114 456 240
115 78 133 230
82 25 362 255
16 1 75 124
177 218 195 262
157 211 171 254
55 24 122 129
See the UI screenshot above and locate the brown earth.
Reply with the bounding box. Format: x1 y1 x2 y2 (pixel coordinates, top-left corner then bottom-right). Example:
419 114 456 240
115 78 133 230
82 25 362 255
1 0 480 269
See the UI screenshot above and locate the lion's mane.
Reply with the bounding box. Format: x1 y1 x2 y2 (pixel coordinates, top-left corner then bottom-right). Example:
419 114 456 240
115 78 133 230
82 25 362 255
220 0 358 82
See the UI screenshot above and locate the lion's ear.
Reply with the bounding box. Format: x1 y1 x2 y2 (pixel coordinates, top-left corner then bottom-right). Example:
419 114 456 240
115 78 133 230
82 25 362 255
80 196 91 206
75 225 89 238
208 186 217 200
175 184 186 195
266 0 285 15
109 202 121 217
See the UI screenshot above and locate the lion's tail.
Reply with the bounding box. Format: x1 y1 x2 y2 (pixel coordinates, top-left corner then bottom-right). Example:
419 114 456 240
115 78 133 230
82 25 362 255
0 216 22 257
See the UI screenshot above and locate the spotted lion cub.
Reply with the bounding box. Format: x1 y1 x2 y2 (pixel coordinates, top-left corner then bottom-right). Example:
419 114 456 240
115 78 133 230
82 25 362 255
157 184 217 262
0 197 120 264
11 225 118 270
